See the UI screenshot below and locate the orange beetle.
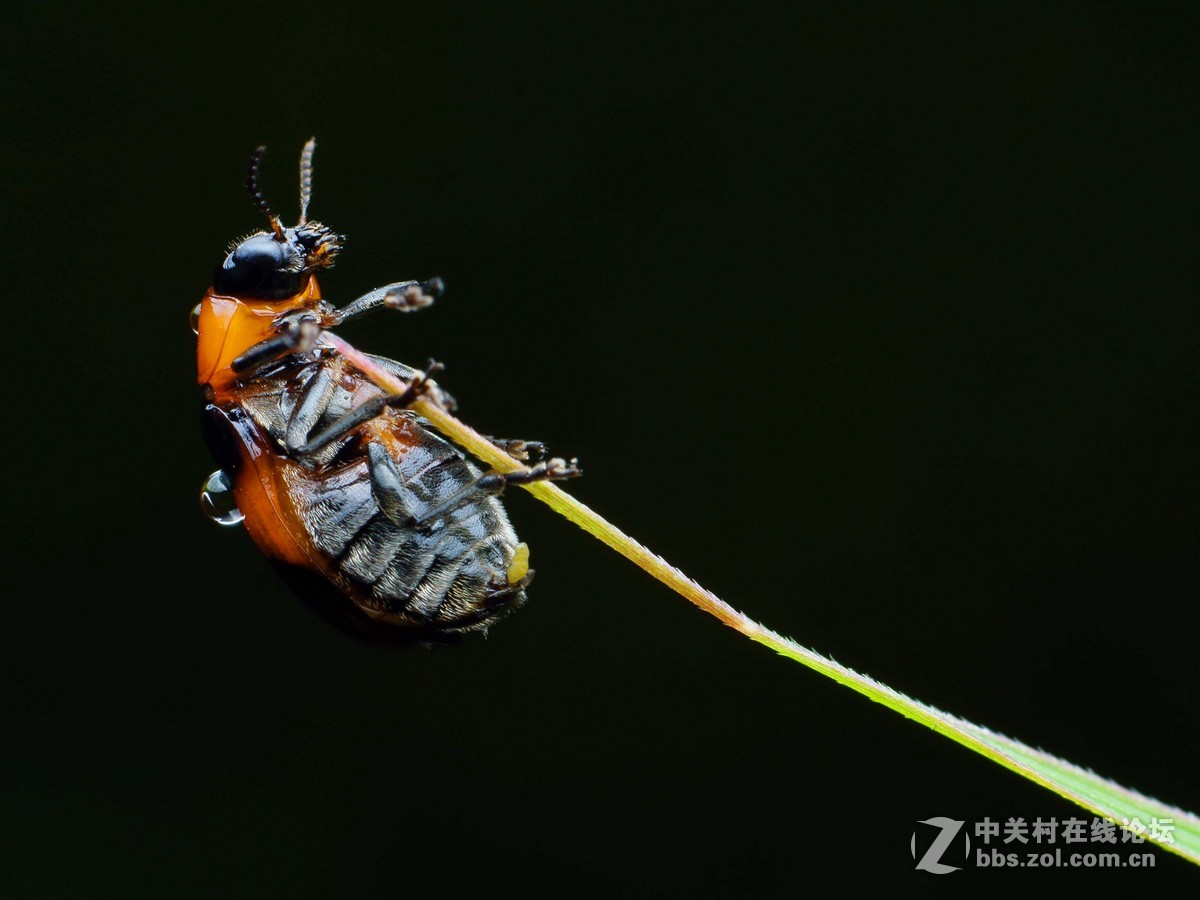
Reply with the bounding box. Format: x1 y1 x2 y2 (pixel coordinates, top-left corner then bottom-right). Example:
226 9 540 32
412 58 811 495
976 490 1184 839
196 141 578 644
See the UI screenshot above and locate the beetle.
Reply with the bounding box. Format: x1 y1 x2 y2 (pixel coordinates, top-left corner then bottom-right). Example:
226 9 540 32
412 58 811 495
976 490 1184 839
196 140 579 645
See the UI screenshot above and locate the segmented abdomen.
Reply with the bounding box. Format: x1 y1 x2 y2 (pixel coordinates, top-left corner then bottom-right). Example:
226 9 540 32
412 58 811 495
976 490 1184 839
283 419 524 631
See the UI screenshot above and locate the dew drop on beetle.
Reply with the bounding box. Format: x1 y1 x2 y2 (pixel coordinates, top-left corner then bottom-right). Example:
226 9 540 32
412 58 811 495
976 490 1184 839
200 469 245 526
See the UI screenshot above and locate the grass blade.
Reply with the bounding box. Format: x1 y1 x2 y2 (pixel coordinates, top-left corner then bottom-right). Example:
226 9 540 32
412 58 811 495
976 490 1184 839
326 332 1200 865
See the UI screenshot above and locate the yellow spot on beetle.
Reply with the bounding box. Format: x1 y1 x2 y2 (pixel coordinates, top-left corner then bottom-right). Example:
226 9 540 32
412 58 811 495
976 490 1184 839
507 542 530 585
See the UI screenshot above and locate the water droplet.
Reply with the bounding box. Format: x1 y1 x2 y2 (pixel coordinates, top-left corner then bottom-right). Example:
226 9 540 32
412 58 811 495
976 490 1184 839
200 469 244 526
189 303 202 335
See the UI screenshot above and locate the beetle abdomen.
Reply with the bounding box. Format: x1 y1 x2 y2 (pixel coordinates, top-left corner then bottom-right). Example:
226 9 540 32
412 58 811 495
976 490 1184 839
282 425 526 632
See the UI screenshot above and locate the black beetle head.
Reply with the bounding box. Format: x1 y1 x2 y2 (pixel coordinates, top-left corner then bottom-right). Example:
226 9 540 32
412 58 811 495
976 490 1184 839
213 222 343 299
212 140 344 300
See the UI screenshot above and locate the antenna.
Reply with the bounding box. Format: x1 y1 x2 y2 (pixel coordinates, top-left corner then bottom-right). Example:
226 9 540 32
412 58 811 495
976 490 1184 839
298 137 316 225
245 145 285 240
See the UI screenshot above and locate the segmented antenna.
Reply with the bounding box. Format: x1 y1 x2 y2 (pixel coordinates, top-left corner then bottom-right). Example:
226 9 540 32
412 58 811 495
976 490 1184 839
246 145 286 240
298 137 316 225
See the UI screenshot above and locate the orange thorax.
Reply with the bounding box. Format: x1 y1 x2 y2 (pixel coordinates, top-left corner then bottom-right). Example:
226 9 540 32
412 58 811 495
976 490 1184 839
196 276 322 396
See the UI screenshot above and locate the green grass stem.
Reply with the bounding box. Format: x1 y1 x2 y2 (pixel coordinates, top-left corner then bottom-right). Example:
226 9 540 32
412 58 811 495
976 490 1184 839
325 331 1200 866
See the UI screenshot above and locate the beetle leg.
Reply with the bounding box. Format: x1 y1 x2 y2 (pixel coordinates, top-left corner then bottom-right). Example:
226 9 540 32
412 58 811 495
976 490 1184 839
291 361 444 457
363 353 456 411
231 317 321 375
366 441 420 525
435 577 532 632
361 353 419 382
405 458 581 530
482 437 548 462
284 360 341 455
325 277 445 325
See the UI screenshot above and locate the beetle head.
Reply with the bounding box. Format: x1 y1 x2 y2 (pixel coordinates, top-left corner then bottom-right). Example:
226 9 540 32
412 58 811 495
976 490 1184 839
212 139 344 300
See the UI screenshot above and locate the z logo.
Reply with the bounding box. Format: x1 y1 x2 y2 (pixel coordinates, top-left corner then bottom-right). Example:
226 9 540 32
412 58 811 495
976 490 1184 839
911 817 970 874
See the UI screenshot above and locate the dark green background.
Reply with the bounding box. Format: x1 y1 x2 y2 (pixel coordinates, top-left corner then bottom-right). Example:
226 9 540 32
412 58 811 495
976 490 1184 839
4 2 1198 894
